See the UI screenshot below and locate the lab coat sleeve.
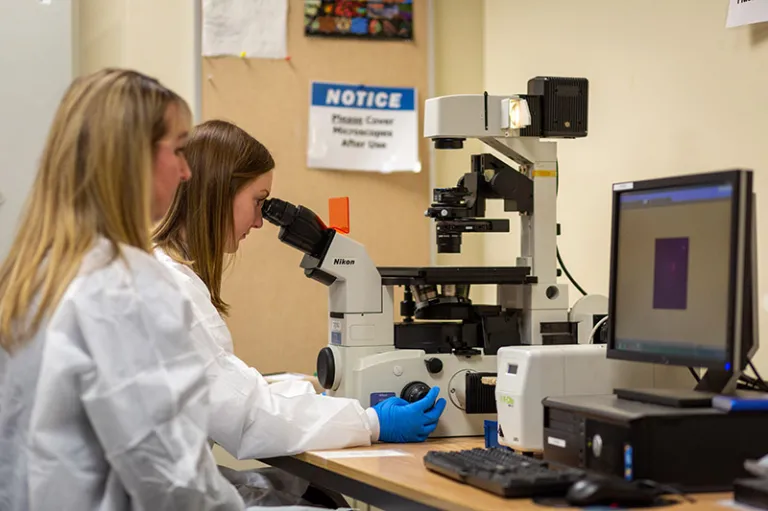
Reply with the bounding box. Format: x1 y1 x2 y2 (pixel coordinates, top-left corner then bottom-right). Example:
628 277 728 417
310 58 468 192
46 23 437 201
154 249 378 460
267 379 317 397
75 261 244 510
202 339 377 460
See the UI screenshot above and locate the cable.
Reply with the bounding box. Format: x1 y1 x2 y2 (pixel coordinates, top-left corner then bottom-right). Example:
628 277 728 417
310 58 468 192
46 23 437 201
737 374 768 392
740 373 768 393
557 247 587 296
588 315 609 344
730 362 768 393
688 367 700 383
749 361 768 390
554 161 589 296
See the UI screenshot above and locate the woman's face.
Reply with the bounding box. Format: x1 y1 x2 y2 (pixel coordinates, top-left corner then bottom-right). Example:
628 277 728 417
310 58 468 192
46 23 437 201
228 170 273 253
151 103 191 221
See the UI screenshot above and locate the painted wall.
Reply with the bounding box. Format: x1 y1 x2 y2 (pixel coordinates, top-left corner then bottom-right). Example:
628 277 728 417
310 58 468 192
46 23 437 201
77 0 199 118
482 0 768 370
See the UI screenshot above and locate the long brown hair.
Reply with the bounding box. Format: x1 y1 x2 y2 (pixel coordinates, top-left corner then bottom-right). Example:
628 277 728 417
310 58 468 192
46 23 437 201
153 120 275 315
0 68 189 350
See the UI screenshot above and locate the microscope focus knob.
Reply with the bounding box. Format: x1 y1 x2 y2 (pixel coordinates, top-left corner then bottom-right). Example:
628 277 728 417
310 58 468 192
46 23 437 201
425 357 443 374
401 381 431 403
317 347 335 390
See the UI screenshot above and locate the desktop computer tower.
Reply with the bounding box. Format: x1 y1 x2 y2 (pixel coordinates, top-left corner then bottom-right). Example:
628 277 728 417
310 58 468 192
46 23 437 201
542 394 768 492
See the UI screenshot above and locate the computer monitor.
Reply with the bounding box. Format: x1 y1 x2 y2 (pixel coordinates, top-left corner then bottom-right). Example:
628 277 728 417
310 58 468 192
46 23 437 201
606 169 758 407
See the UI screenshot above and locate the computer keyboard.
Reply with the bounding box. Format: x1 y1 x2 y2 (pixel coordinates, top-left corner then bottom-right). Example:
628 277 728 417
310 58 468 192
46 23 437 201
423 447 585 498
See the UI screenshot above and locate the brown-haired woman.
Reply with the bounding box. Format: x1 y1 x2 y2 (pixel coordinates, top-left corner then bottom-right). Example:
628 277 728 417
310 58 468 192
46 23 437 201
0 70 244 510
153 120 446 461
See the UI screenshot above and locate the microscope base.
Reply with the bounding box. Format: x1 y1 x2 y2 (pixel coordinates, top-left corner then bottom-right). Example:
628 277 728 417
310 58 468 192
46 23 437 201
325 346 499 437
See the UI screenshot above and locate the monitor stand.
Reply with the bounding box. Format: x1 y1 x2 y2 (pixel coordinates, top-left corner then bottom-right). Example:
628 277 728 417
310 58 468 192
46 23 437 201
614 369 736 408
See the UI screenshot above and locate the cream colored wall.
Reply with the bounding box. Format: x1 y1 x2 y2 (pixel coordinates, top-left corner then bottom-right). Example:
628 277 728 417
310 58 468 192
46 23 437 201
482 0 768 371
76 0 198 118
433 0 496 303
76 0 126 75
433 0 485 268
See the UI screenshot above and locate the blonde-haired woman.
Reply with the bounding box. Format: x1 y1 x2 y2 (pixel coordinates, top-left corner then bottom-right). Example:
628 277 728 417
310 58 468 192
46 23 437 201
153 121 445 464
0 70 244 510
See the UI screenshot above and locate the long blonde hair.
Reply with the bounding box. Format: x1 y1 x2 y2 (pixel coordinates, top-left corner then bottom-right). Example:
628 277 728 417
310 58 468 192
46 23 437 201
153 120 274 315
0 68 189 350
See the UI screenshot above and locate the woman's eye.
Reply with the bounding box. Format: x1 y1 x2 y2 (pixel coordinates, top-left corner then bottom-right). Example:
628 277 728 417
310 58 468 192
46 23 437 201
174 147 185 156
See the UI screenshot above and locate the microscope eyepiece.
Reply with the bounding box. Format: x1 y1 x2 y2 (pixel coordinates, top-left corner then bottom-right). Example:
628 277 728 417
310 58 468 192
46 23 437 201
263 198 296 227
263 198 331 258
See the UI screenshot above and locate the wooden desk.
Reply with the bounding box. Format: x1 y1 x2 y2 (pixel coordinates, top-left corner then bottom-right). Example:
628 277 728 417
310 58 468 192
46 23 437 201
263 438 731 511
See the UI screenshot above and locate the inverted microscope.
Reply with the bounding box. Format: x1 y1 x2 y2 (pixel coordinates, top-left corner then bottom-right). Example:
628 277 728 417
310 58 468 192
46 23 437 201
263 77 608 437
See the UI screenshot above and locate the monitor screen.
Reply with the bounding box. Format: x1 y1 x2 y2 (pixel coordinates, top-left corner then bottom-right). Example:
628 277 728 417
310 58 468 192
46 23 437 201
612 182 733 365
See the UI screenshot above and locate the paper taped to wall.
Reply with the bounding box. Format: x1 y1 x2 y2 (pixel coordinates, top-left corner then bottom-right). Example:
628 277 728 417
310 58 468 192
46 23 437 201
307 81 420 173
726 0 768 27
203 0 288 59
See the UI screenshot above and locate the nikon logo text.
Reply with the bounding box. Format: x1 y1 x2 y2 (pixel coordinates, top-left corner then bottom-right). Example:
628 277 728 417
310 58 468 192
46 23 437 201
333 258 356 266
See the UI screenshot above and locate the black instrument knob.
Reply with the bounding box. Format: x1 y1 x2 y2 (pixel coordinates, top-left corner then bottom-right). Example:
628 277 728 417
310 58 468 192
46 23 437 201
425 357 443 374
317 347 335 390
400 381 431 403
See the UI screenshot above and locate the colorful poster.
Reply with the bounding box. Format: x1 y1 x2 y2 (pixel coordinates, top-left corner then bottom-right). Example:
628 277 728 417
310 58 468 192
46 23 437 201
307 81 420 173
304 0 413 40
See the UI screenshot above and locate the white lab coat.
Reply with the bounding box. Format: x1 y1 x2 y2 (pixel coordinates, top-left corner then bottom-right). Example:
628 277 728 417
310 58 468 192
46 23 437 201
0 239 244 511
154 248 380 460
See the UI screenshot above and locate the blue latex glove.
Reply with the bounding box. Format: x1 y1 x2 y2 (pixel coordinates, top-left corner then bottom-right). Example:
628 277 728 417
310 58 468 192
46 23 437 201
373 386 447 443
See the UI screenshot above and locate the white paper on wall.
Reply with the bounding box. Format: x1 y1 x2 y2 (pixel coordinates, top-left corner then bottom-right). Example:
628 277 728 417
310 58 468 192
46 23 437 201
307 81 420 173
726 0 768 27
203 0 288 59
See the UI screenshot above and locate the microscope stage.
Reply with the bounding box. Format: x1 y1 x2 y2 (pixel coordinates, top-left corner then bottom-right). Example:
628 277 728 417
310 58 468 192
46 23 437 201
377 266 534 286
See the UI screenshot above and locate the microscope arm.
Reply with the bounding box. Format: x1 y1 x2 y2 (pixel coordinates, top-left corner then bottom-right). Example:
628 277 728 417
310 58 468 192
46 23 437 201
264 198 383 314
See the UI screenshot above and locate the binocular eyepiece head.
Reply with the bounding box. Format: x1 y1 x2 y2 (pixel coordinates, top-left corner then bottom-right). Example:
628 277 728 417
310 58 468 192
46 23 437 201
262 198 294 227
262 198 331 258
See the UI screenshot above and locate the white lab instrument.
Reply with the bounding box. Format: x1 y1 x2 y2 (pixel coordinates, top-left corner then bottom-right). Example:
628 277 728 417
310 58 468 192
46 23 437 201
494 344 693 452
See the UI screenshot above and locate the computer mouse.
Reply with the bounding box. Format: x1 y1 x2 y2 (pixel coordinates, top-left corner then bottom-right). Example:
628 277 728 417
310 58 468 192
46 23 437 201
566 477 660 507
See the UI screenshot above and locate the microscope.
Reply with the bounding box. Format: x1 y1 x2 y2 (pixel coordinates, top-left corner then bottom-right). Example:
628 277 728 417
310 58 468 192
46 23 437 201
422 77 606 347
264 77 608 437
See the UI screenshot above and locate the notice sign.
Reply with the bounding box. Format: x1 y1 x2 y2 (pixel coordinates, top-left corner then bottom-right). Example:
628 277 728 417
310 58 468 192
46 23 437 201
726 0 768 27
307 81 419 173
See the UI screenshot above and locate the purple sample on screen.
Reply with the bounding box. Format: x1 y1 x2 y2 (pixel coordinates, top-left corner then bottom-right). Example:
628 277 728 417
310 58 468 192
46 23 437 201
653 237 690 310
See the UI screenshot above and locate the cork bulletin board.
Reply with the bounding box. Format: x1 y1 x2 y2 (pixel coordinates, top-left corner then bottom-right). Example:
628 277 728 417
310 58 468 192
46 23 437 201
202 0 431 375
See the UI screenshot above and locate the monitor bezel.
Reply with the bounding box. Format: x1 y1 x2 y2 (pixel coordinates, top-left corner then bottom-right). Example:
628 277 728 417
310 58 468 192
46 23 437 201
606 169 750 370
